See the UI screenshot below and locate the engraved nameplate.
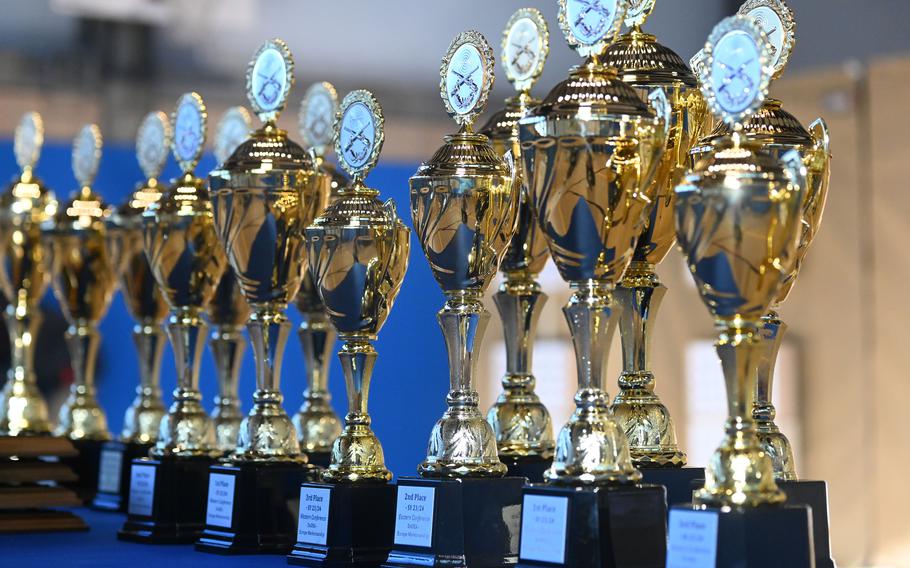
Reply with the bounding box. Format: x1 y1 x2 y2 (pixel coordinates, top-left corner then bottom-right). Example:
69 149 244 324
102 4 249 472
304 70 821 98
392 485 436 548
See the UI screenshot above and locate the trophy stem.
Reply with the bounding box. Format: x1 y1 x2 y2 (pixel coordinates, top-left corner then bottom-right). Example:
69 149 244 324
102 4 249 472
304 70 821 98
545 280 640 485
694 321 785 507
612 263 686 467
754 309 798 481
0 304 50 435
487 271 554 458
153 308 216 458
419 291 506 478
121 321 166 443
233 308 302 462
293 309 341 454
210 324 245 452
56 322 110 440
324 337 390 483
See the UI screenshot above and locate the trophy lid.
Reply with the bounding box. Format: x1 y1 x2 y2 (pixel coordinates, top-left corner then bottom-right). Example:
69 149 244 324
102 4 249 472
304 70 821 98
299 81 339 158
700 97 812 147
738 0 795 81
2 112 56 218
112 112 172 229
213 106 252 165
49 124 109 233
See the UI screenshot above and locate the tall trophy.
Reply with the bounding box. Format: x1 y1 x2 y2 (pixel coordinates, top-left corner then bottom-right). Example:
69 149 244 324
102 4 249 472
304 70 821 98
209 107 253 453
45 124 116 503
515 1 672 566
119 92 228 544
688 1 834 564
387 31 524 568
0 112 55 436
666 15 815 567
290 89 410 567
292 81 346 467
478 7 555 482
199 39 324 554
601 0 710 502
93 112 171 512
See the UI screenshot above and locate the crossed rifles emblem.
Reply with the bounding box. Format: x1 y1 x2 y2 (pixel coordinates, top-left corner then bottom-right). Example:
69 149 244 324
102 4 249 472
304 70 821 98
510 36 536 75
257 61 282 106
449 62 480 110
716 56 756 108
343 117 371 164
573 0 610 38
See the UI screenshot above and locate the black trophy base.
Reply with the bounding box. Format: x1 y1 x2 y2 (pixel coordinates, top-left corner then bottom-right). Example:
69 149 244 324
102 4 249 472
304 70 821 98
667 503 814 567
288 482 396 567
196 461 322 555
517 483 667 568
118 455 215 544
91 440 153 513
61 438 105 504
499 454 551 483
307 451 333 469
384 476 525 568
640 467 704 508
781 480 834 568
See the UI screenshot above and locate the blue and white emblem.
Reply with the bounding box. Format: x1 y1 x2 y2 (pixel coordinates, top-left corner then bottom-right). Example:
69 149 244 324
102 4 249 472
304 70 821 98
566 0 617 45
445 43 484 116
339 102 375 170
251 46 287 112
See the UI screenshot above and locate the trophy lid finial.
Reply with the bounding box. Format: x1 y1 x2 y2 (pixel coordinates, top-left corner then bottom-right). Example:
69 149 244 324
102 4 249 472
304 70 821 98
136 111 172 181
72 123 102 188
214 106 253 165
624 0 656 29
172 92 207 174
558 0 628 59
502 8 550 94
440 30 495 128
246 38 294 124
737 0 795 80
15 112 44 173
701 15 772 128
335 89 384 182
299 82 339 157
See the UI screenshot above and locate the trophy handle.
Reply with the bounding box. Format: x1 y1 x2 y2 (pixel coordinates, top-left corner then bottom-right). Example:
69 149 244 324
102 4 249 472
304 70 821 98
805 118 831 241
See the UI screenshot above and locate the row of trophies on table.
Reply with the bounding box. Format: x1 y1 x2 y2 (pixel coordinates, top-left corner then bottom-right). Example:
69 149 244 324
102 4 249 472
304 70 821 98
0 0 832 566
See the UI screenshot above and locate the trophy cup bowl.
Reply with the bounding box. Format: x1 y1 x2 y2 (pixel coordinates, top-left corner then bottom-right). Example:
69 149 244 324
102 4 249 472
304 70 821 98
0 113 56 436
518 63 667 485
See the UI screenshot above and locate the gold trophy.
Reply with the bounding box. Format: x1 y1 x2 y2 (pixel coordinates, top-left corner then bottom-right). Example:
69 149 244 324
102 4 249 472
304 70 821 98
0 112 55 436
514 2 673 565
208 107 253 453
44 124 116 502
290 89 409 565
478 7 555 481
666 16 815 566
602 0 709 475
388 30 524 568
292 81 346 466
119 92 228 544
93 112 171 512
200 38 324 554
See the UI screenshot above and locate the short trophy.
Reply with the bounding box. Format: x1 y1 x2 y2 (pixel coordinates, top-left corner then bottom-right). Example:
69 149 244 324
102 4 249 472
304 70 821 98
119 92 228 544
0 112 55 436
687 1 834 563
44 124 116 503
666 15 815 567
289 89 410 567
292 81 347 467
93 112 171 512
601 0 711 504
515 1 672 566
386 31 524 568
199 39 325 554
478 7 555 482
209 107 254 454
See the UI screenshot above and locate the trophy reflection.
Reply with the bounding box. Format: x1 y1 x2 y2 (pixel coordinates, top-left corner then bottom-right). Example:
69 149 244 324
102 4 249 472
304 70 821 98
293 81 347 466
290 89 409 565
478 7 554 481
45 124 116 502
0 112 55 436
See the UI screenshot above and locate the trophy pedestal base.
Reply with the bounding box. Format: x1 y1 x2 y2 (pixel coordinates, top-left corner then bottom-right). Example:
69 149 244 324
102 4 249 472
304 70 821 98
306 451 333 469
667 503 814 567
91 440 152 513
499 454 551 483
517 483 667 567
195 461 322 555
61 438 105 504
287 482 396 566
781 480 834 568
640 467 704 507
383 476 524 568
118 456 215 544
